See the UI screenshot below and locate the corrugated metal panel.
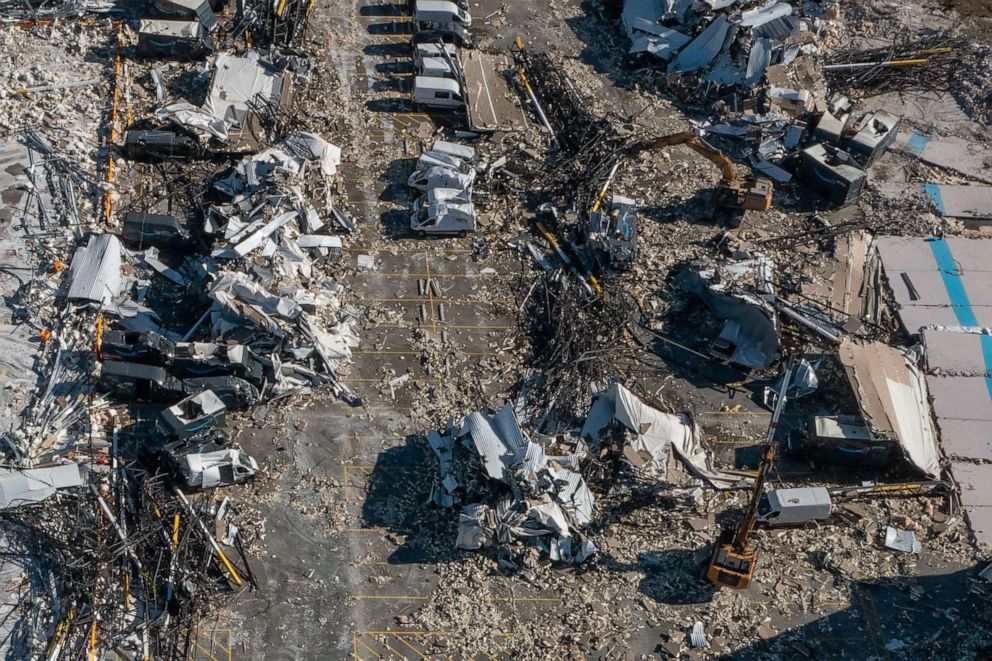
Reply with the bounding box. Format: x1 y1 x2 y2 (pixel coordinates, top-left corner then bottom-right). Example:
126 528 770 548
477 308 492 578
66 234 123 305
0 464 83 510
491 404 526 457
549 466 594 526
668 15 731 74
753 15 799 40
461 412 510 481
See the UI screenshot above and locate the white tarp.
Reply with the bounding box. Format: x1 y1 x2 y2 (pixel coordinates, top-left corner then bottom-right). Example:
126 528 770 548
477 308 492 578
582 384 746 489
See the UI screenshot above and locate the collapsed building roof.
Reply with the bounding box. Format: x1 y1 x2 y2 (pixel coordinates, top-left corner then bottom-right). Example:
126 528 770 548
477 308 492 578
874 235 992 549
65 234 124 306
158 51 291 140
0 464 83 510
877 236 992 332
837 338 940 477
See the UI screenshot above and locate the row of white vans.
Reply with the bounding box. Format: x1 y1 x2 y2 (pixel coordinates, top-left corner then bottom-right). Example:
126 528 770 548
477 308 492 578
408 0 473 111
408 140 479 236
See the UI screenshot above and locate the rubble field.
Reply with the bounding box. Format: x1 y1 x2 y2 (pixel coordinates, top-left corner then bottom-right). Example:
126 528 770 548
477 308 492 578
0 0 991 658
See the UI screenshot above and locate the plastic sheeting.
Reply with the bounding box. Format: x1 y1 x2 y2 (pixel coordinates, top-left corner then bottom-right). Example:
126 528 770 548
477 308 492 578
208 272 302 337
677 257 780 369
583 384 746 489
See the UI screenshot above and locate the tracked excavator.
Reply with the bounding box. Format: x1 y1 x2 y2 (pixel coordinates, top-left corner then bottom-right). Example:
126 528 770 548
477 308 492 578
626 130 773 215
706 363 794 590
706 362 949 590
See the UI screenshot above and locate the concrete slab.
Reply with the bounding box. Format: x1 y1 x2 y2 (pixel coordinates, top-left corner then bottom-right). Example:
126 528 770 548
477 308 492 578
460 50 528 132
896 129 992 183
920 183 992 220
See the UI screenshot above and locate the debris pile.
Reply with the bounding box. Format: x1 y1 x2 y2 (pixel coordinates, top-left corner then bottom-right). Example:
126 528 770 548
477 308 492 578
428 403 597 565
0 471 257 659
0 0 349 656
427 383 752 566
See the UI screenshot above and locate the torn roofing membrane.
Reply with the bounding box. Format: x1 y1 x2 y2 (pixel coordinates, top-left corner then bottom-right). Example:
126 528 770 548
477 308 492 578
585 384 746 489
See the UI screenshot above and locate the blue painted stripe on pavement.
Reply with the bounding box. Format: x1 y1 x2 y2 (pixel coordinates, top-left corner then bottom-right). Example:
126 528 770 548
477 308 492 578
928 237 992 399
906 130 930 156
920 183 945 215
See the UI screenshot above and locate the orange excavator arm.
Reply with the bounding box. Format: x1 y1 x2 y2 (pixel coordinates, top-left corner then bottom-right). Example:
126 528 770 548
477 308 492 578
626 131 772 214
626 131 738 184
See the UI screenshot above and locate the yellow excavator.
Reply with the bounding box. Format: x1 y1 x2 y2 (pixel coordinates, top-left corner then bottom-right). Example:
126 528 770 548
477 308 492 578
627 130 773 214
706 362 793 589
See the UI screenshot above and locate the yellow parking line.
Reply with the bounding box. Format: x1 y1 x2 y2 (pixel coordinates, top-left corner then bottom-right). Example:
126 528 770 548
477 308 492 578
355 637 382 659
362 631 444 636
383 640 407 658
192 640 222 661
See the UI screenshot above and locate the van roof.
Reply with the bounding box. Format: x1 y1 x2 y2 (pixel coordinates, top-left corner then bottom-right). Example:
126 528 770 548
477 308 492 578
420 57 454 70
415 0 460 9
413 76 461 93
416 42 458 54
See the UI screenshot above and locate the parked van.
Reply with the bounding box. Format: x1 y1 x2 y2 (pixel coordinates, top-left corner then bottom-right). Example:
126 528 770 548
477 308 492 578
410 201 476 236
412 0 474 47
408 165 475 192
416 150 473 173
413 42 458 70
431 140 476 163
416 56 457 79
414 0 471 28
411 76 465 111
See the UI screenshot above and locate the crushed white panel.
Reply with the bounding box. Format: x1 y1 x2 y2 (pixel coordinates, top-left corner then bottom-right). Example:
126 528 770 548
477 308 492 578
66 234 123 305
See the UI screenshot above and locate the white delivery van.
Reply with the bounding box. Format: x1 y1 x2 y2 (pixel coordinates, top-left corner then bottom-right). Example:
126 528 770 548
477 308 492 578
417 56 457 79
416 150 473 173
414 0 471 27
184 448 259 489
413 42 458 69
410 201 476 236
430 139 476 163
411 76 465 110
757 487 832 526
